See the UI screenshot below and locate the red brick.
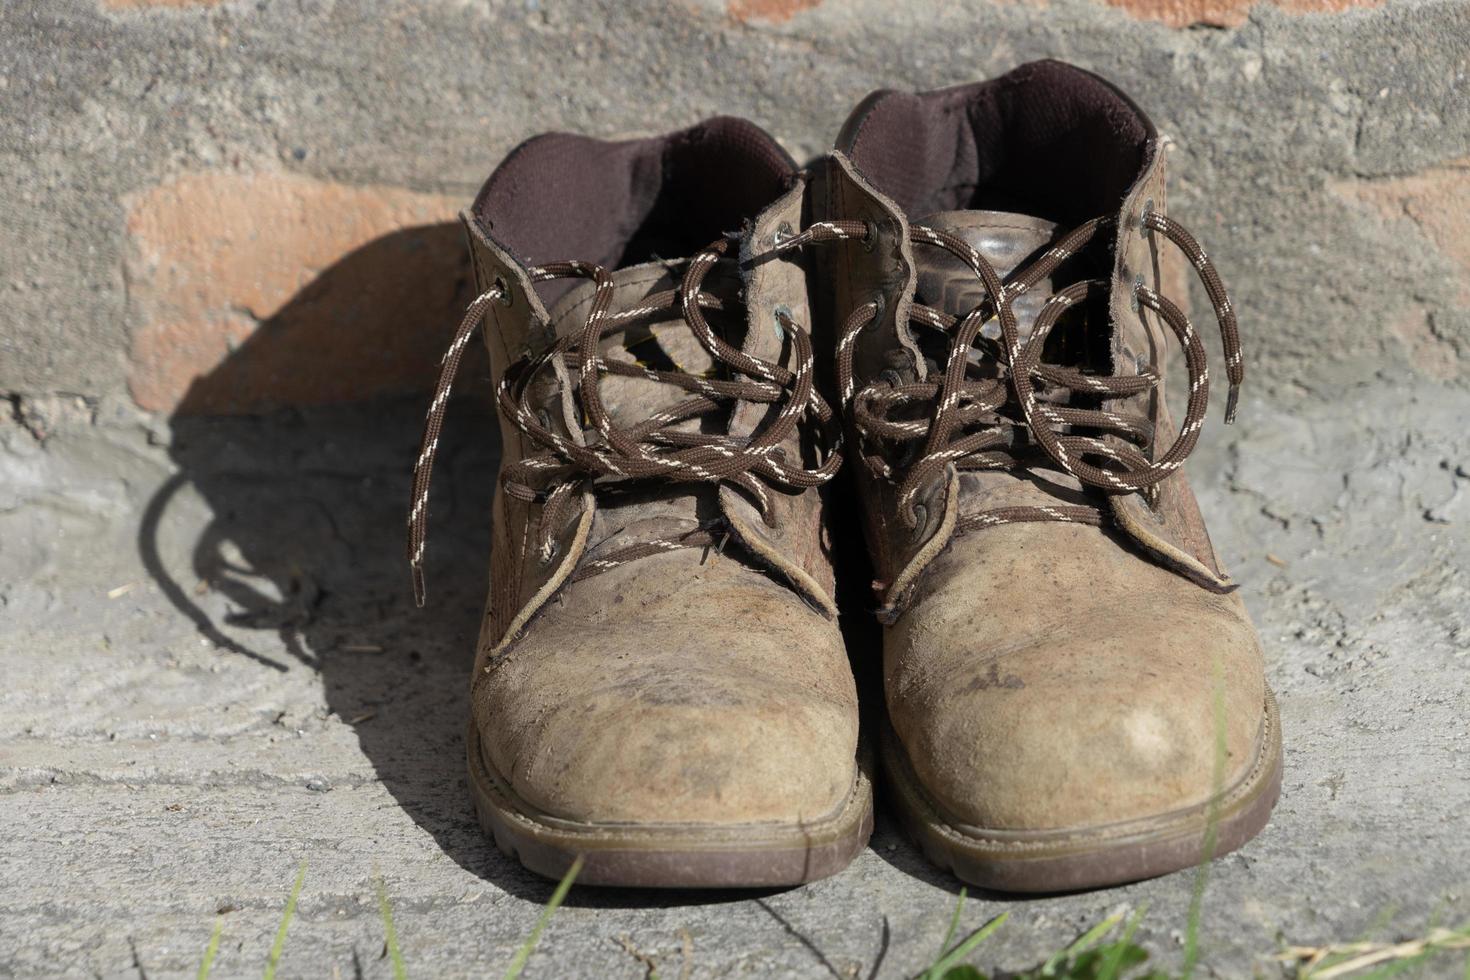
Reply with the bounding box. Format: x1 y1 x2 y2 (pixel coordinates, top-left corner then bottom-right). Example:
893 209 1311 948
125 171 470 415
1333 159 1470 377
1334 160 1470 299
728 0 822 23
1099 0 1381 28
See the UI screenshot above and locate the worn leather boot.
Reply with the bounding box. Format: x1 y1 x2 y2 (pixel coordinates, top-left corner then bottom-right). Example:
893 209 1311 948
408 118 872 887
812 60 1281 891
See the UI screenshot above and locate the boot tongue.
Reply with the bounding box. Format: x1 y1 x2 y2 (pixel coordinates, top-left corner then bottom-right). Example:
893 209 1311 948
542 257 743 548
911 210 1059 342
911 210 1094 509
546 260 734 430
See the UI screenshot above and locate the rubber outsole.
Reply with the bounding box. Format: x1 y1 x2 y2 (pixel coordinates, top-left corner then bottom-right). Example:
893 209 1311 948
467 722 875 888
881 688 1284 893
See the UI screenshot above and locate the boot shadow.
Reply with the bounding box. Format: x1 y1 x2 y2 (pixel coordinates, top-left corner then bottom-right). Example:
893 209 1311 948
135 221 792 908
137 221 527 888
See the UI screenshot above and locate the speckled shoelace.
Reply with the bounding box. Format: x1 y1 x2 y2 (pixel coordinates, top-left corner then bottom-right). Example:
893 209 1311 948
408 235 843 606
817 209 1243 536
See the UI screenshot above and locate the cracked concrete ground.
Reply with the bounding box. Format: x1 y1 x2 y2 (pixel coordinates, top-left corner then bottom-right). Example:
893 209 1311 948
2 376 1468 978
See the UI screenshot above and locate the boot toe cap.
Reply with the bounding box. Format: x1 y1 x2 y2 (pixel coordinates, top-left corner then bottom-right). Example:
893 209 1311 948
887 524 1268 832
475 569 860 827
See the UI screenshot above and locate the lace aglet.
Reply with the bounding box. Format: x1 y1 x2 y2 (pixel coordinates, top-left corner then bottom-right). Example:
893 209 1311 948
411 564 427 608
1224 383 1241 425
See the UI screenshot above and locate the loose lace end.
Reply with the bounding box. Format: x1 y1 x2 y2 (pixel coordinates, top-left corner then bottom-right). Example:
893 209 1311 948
1225 383 1241 425
406 288 500 613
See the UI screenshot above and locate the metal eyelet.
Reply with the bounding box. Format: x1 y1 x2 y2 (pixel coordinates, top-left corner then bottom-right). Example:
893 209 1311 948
868 293 886 328
879 368 902 388
772 222 795 247
773 304 793 341
493 276 513 307
1139 199 1155 233
862 220 878 252
1130 274 1144 312
910 503 928 539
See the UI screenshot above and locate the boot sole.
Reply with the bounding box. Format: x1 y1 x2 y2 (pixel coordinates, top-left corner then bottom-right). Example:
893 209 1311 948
882 687 1283 893
467 722 875 888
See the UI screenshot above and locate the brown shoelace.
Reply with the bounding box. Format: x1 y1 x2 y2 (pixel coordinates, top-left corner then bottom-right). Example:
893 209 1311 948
819 209 1243 537
408 235 844 606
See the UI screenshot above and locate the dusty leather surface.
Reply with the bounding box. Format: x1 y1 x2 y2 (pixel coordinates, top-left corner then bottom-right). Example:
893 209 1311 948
463 184 859 826
1106 146 1233 588
832 64 1270 835
814 153 956 613
885 522 1265 831
472 549 858 825
721 177 837 615
463 212 590 660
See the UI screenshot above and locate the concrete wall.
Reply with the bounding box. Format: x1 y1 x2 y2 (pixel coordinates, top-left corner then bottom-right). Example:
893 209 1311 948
2 0 1466 415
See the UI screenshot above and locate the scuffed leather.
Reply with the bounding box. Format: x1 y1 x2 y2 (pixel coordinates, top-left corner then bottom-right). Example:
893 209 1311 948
814 153 959 612
473 547 859 824
464 194 860 826
827 65 1270 838
1106 148 1232 588
463 211 591 655
722 177 837 615
886 522 1265 830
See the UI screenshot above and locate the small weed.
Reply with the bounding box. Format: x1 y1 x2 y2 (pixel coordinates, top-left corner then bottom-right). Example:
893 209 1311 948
1180 658 1229 980
377 874 407 980
915 897 1160 980
502 856 583 980
262 859 307 980
195 916 224 980
915 892 1008 980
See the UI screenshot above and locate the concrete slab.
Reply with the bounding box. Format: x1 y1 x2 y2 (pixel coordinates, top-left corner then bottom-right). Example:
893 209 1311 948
2 380 1467 977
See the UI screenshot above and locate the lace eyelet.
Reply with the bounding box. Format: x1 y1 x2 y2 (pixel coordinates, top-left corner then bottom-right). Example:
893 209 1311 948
1139 199 1155 233
868 293 886 328
771 222 795 247
773 304 793 341
862 220 878 252
493 276 513 307
879 368 902 388
1130 274 1144 313
910 503 928 539
540 541 560 564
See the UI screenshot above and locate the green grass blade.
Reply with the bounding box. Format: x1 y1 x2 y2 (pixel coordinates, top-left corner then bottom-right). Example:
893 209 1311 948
377 875 407 980
936 888 969 964
922 910 1010 980
262 859 307 980
502 855 583 980
196 917 224 980
1096 906 1149 980
1181 657 1229 980
1041 910 1126 975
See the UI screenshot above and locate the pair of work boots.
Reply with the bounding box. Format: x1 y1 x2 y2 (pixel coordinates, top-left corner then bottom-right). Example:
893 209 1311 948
409 60 1282 893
